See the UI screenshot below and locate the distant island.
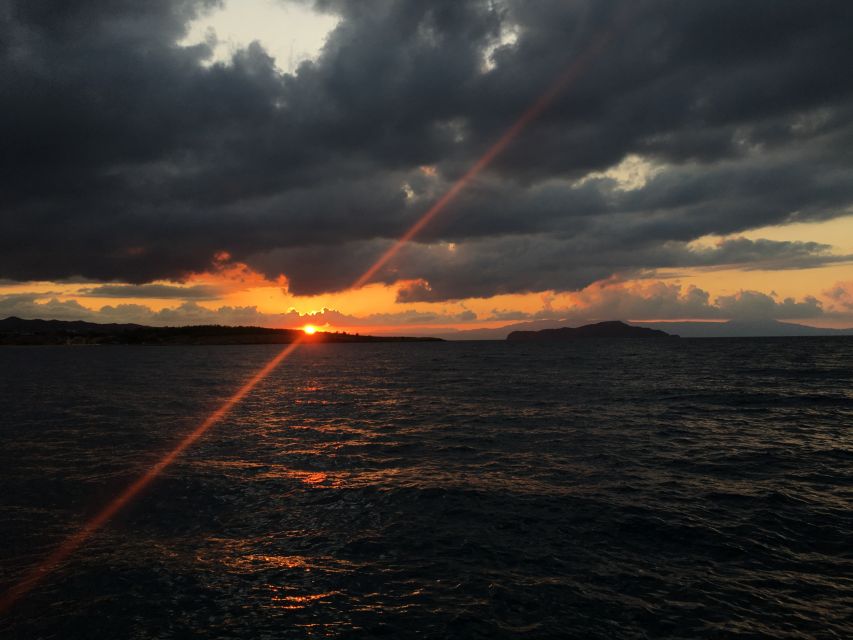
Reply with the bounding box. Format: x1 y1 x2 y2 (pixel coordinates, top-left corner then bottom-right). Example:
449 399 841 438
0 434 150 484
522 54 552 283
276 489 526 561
0 317 441 346
441 318 853 340
506 320 676 341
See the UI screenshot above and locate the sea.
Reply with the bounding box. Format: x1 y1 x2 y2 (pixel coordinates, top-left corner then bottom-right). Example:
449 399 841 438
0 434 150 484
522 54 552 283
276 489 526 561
0 338 851 639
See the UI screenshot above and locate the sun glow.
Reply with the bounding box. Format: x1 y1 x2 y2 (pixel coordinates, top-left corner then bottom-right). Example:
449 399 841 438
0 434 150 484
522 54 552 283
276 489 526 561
302 324 317 335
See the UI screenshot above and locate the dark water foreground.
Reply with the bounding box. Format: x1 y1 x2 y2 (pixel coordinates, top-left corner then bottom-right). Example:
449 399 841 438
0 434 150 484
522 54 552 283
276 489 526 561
1 339 851 639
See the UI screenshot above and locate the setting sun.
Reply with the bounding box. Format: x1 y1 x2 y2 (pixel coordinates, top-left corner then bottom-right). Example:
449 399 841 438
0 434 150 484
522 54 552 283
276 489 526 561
2 2 852 636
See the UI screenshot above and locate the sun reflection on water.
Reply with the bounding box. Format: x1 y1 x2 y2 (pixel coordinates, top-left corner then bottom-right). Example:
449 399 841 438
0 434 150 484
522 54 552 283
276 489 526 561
269 588 338 610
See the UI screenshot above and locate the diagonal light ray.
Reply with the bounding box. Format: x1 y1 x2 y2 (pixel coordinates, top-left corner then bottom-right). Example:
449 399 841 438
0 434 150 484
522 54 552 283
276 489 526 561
0 6 632 614
351 11 626 290
0 340 303 613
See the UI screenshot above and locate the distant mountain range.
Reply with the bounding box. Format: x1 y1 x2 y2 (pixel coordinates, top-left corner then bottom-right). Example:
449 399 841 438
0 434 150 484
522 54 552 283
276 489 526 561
440 318 853 340
0 317 441 345
507 321 675 341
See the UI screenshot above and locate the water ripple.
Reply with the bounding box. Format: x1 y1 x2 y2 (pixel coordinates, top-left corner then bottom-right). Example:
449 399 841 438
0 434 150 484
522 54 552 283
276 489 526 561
1 338 851 638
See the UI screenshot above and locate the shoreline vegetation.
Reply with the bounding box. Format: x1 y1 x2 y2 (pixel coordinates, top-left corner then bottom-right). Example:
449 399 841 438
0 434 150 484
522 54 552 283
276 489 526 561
0 317 441 346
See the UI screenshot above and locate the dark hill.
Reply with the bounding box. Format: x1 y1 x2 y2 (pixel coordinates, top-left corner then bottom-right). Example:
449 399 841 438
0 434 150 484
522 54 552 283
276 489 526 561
0 317 442 345
506 320 676 342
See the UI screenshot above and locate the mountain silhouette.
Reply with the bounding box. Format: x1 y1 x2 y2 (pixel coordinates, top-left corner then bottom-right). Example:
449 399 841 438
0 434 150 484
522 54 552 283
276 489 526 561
0 317 441 345
506 320 676 341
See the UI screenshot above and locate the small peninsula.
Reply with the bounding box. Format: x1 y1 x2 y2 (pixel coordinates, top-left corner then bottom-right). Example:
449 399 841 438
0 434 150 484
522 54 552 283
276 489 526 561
506 320 677 341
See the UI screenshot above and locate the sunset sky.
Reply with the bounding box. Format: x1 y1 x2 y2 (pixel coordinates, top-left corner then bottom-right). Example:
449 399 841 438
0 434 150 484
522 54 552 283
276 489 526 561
2 0 852 334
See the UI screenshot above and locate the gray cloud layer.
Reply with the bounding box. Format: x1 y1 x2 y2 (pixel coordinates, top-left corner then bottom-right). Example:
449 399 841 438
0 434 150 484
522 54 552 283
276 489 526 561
77 283 225 299
2 0 852 299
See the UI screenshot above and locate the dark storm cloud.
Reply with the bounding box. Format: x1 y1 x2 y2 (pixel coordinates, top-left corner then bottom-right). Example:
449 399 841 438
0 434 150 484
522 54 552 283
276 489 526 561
249 235 849 301
2 0 853 298
387 237 851 303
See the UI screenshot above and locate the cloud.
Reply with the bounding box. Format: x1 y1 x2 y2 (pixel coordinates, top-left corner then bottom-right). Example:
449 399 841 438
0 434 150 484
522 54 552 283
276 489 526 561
77 283 225 299
686 238 846 271
1 0 853 297
824 281 853 311
714 290 822 320
0 294 100 323
1 278 835 330
481 281 829 324
0 293 479 329
387 236 847 302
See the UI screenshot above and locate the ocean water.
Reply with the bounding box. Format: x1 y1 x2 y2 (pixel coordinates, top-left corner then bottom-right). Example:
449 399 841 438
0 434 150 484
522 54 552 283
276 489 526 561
0 339 851 639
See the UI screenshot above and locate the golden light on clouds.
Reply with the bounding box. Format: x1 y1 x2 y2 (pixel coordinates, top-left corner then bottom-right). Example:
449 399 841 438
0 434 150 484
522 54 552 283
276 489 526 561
1 217 851 331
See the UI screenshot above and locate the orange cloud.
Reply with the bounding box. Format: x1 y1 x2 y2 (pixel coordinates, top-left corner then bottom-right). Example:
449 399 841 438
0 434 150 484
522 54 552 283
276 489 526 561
184 252 288 294
824 281 853 310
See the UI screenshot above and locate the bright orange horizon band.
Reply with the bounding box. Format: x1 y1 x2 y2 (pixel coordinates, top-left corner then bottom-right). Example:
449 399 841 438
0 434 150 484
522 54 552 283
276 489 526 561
0 12 627 614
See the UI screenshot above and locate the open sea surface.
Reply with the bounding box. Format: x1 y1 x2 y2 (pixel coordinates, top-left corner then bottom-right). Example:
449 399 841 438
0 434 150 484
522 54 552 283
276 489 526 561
1 338 851 638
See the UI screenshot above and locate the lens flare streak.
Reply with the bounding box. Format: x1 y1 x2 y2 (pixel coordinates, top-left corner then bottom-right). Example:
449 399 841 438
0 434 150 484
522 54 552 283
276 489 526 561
0 10 631 613
0 340 303 612
351 19 622 290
